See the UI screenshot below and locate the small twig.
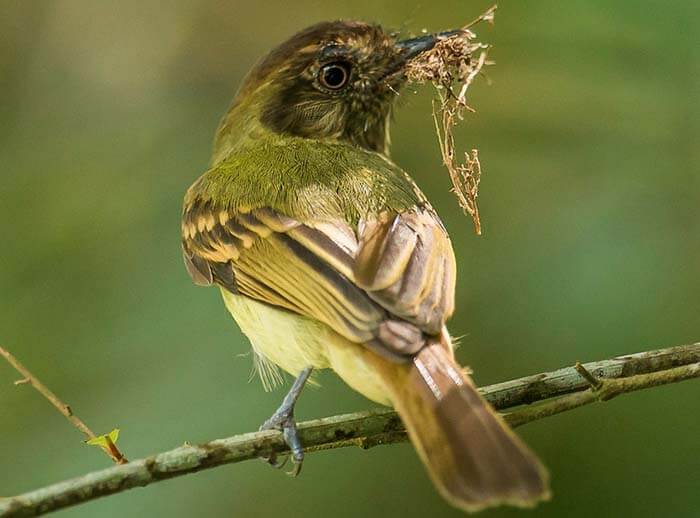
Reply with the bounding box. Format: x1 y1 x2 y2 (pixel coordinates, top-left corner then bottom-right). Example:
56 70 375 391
0 346 128 465
574 361 603 390
0 342 698 517
0 346 93 437
103 435 126 465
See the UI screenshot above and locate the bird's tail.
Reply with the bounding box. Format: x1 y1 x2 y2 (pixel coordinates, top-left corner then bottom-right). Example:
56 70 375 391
371 335 550 512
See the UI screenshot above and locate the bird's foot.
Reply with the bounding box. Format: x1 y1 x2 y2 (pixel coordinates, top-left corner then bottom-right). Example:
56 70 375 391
259 366 312 477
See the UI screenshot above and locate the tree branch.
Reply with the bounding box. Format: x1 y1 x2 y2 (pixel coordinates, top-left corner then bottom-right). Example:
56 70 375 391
1 343 698 517
0 346 128 465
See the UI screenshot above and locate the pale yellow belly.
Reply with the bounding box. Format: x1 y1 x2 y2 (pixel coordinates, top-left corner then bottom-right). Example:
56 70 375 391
221 289 392 406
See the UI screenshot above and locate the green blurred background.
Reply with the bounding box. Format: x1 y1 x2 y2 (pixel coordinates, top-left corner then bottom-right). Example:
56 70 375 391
1 1 699 516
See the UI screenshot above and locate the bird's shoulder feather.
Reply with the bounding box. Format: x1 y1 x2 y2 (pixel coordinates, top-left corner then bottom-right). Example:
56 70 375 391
186 136 424 224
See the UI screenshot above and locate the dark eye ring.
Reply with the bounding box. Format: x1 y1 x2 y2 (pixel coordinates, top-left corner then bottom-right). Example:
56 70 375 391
319 62 351 90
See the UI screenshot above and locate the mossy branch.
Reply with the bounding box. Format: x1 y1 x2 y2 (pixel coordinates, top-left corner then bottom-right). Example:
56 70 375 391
1 342 699 517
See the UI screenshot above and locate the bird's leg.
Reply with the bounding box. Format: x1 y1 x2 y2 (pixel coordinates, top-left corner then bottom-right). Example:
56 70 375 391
259 366 312 476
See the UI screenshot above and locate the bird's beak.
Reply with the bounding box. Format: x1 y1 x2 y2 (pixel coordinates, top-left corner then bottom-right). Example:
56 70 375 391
394 29 465 63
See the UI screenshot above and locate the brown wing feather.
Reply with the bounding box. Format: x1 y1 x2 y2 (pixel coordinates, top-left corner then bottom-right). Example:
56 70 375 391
181 199 456 361
355 208 456 333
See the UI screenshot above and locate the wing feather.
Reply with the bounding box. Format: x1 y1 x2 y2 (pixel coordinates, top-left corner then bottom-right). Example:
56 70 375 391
181 199 456 361
354 209 456 334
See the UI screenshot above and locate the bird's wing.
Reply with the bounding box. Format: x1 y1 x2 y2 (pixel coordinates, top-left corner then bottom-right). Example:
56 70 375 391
182 200 456 361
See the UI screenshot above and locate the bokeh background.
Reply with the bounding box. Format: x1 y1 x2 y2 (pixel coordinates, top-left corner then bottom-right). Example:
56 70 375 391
1 1 699 517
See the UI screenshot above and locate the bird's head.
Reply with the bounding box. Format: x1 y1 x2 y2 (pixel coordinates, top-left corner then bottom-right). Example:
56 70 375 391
214 20 457 160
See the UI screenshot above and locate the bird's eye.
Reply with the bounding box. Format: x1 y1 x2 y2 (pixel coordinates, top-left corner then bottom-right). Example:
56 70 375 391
319 62 351 90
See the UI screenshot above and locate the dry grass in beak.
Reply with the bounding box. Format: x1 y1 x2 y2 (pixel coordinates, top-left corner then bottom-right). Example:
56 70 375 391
405 4 497 235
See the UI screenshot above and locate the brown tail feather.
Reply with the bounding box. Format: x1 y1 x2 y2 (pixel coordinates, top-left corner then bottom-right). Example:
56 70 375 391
372 337 550 512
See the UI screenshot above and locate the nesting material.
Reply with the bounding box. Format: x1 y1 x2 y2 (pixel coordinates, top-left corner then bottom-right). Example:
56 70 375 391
405 5 497 235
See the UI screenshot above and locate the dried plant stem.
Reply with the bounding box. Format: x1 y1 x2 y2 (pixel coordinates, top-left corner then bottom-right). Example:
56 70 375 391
0 346 127 465
463 3 498 30
1 342 698 517
405 6 496 235
432 95 484 234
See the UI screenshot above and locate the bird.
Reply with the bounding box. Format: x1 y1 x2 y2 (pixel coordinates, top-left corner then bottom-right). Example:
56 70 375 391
181 20 550 512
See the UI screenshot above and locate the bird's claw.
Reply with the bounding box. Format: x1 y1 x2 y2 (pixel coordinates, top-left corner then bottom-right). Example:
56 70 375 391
259 451 289 470
259 412 304 476
257 367 312 477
